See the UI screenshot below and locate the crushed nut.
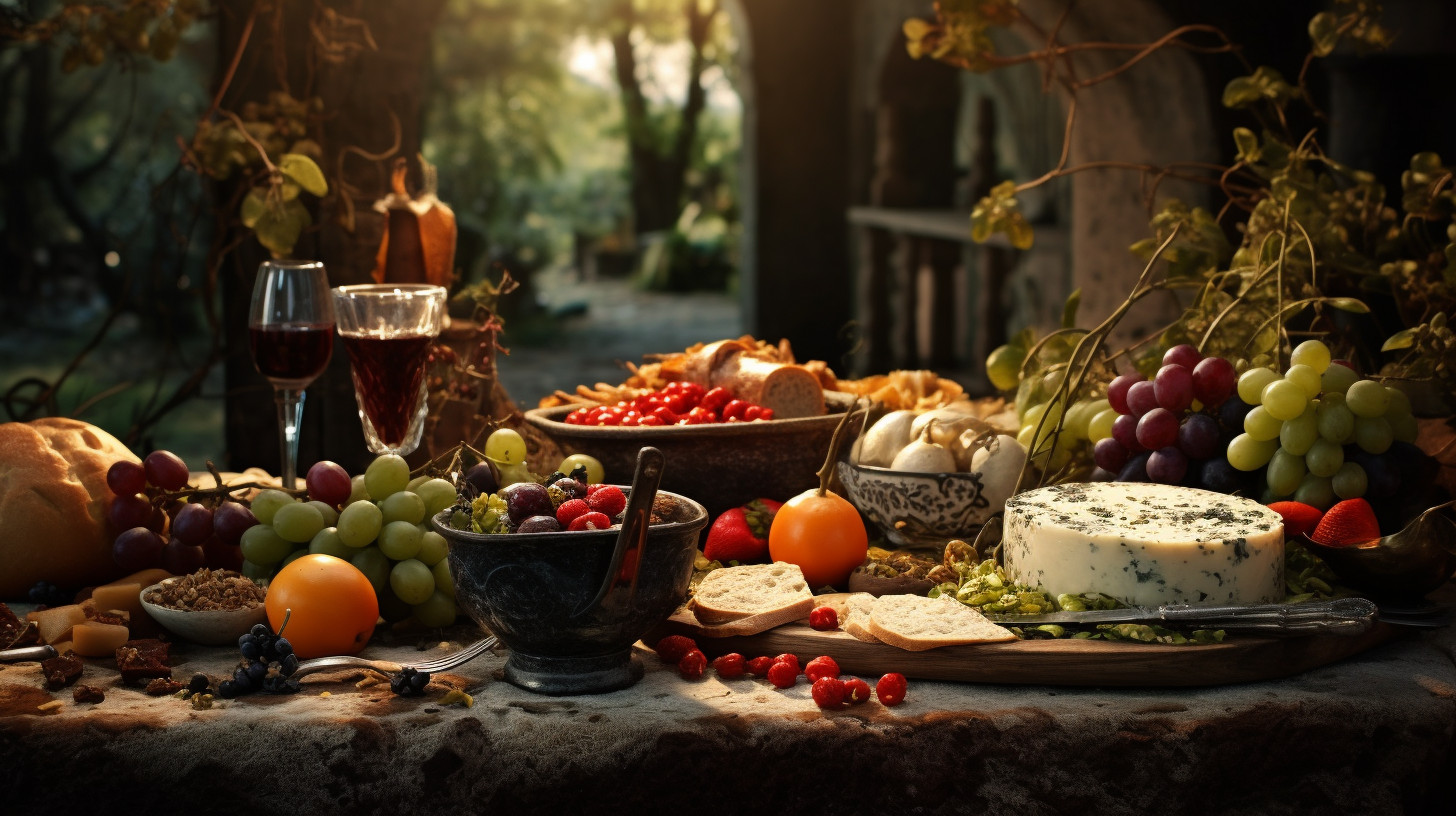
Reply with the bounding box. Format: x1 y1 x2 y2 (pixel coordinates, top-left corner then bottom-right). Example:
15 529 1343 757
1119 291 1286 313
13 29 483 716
145 677 186 696
37 700 64 712
72 685 105 704
143 568 266 611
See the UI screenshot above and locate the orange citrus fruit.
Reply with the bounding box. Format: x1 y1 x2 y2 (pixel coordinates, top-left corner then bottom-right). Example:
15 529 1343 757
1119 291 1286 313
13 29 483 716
265 553 380 658
767 488 868 588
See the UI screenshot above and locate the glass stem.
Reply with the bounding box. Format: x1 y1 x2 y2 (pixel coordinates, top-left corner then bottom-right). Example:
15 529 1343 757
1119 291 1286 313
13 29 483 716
275 388 305 491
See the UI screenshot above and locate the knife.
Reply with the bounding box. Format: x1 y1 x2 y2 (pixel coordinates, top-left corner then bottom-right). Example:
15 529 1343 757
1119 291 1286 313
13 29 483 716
986 597 1378 637
0 644 58 663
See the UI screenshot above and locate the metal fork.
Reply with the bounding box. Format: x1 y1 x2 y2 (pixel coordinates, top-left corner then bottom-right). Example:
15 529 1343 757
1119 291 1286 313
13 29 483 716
292 633 498 680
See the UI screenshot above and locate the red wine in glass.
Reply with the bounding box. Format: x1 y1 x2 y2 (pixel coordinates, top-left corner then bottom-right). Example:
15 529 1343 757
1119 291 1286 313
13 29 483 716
248 323 334 386
339 333 434 448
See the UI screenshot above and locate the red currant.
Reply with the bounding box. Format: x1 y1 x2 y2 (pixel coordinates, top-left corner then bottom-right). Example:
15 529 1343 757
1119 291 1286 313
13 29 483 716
876 672 908 706
655 635 697 664
746 656 774 676
804 656 840 684
773 653 799 673
678 649 707 680
766 661 797 689
711 653 746 679
811 677 847 708
843 677 872 704
808 606 838 631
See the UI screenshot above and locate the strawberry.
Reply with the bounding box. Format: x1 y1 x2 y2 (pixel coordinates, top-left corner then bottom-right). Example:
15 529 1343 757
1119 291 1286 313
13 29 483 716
702 498 783 563
586 485 627 519
1310 498 1382 548
1267 501 1324 540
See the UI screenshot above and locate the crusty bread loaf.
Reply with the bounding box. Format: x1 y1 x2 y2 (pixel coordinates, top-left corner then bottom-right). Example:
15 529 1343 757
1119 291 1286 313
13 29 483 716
691 562 814 625
841 593 881 644
0 418 139 599
713 355 826 419
866 593 1016 651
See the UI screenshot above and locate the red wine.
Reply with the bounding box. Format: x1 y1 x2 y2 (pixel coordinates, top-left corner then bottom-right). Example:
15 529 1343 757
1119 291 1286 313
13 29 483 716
340 332 434 446
249 323 334 385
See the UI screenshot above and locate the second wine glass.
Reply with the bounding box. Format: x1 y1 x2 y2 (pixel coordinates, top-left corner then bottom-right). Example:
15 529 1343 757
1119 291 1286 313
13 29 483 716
248 260 335 490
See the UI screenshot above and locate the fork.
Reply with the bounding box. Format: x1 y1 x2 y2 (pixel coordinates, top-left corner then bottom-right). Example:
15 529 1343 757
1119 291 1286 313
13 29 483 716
292 633 498 680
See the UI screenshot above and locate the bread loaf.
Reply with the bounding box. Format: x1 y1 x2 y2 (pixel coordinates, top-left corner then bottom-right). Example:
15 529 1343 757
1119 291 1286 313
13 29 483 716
712 354 826 419
0 418 139 598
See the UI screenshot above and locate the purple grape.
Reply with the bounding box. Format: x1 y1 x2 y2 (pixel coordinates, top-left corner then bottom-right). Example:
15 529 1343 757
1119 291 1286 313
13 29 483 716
1136 408 1180 450
1112 413 1145 452
1351 449 1399 500
107 461 147 497
214 501 258 547
203 535 244 572
516 515 563 534
1090 467 1117 482
1107 373 1144 415
171 502 215 546
1094 437 1130 473
1177 413 1222 460
501 482 553 525
161 540 206 575
113 527 164 572
1125 380 1160 416
108 493 152 532
144 450 190 491
1147 447 1188 485
1217 395 1253 434
1154 364 1194 412
1200 458 1246 494
464 462 498 497
1117 452 1151 482
305 461 352 507
1162 344 1202 371
1192 356 1237 408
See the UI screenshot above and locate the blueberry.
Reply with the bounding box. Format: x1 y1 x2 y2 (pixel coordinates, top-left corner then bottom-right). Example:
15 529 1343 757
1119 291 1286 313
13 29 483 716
280 654 299 676
246 661 267 683
217 680 239 699
239 641 261 661
250 623 271 639
274 638 293 658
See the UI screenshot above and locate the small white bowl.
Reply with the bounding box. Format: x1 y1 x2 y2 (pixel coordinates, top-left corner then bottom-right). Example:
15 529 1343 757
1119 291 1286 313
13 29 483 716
140 580 268 647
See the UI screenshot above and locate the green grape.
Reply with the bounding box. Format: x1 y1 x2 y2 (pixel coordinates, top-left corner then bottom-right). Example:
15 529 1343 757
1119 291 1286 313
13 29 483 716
1320 363 1359 397
1238 367 1280 405
559 453 605 485
1293 473 1336 510
1266 449 1306 497
496 462 534 487
1283 364 1322 400
1261 380 1308 421
1087 407 1118 442
406 475 431 492
1316 399 1355 444
1384 386 1412 418
431 559 455 599
484 428 528 466
282 548 309 568
308 527 354 560
414 478 458 518
351 546 391 596
389 558 435 605
378 519 424 561
1227 433 1277 471
1289 340 1331 374
1021 401 1063 434
1353 415 1393 454
1062 400 1101 441
1346 380 1391 418
250 489 295 526
336 500 384 548
1243 406 1282 442
364 454 410 500
305 500 339 528
347 474 370 505
417 530 449 567
241 560 274 581
1390 411 1419 444
272 501 325 544
380 490 426 525
1279 405 1319 455
240 524 293 565
1332 462 1368 499
1306 438 1345 477
412 590 457 628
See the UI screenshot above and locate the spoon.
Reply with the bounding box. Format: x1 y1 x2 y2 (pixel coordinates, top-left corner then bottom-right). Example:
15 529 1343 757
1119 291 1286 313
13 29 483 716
573 445 665 618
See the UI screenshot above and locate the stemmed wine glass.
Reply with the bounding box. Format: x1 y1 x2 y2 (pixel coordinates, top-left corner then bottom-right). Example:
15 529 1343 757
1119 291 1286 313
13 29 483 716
248 260 335 489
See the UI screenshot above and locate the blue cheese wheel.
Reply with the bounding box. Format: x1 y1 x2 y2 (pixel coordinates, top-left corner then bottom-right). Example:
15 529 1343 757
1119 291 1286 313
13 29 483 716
1003 482 1284 607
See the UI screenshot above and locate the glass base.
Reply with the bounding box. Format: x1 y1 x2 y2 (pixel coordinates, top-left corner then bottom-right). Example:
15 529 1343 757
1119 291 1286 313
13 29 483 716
352 387 429 457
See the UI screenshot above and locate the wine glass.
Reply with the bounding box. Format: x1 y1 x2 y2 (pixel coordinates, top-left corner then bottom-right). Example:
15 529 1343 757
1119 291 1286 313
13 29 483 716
248 260 335 490
332 283 447 456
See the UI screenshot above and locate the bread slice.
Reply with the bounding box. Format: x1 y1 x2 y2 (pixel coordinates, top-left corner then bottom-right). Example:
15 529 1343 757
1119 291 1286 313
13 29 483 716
867 594 1016 651
841 593 881 644
692 562 814 625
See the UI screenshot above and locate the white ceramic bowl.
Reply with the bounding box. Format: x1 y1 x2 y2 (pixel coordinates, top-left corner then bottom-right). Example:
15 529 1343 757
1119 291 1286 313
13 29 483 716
140 580 268 647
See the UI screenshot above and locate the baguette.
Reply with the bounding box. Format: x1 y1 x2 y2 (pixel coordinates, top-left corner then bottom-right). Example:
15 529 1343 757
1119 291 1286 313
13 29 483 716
866 594 1016 651
691 562 814 625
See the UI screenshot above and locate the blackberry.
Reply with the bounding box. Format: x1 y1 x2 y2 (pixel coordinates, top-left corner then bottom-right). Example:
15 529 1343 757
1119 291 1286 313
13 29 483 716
27 581 71 607
390 667 431 697
188 673 210 695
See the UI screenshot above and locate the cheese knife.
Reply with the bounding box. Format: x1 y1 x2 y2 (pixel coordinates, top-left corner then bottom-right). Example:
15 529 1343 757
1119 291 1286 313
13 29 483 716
986 597 1379 637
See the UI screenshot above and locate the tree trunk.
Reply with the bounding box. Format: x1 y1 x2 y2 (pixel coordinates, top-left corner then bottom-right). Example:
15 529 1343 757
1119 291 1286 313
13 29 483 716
218 0 446 476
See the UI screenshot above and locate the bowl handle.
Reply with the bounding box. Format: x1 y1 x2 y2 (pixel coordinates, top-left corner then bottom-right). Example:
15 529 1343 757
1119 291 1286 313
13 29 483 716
573 446 665 619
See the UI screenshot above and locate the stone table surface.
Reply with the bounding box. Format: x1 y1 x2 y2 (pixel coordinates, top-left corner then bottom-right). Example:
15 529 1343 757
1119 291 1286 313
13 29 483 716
3 611 1455 816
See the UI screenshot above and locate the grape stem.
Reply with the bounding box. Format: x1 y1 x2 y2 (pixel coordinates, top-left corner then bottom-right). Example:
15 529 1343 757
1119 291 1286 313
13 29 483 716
814 400 869 497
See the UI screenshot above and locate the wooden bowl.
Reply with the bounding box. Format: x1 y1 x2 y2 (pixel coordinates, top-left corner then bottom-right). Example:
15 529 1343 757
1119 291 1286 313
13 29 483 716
524 392 855 519
140 580 268 647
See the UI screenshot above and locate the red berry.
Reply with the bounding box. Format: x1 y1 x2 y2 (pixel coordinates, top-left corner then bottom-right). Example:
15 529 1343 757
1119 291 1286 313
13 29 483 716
876 672 908 706
743 405 763 421
556 499 591 527
804 655 840 684
678 649 707 680
711 653 746 679
811 677 847 708
586 485 627 518
700 387 732 414
722 400 750 421
568 511 613 531
808 606 838 631
767 661 798 689
844 677 872 704
655 635 697 664
746 656 774 676
773 653 799 673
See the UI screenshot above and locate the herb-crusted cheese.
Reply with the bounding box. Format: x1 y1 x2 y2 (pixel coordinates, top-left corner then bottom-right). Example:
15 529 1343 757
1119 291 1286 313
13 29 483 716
1002 482 1284 607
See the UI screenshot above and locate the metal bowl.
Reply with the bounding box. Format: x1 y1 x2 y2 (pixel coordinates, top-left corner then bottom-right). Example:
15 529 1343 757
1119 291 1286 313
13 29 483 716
1302 504 1456 598
524 392 854 519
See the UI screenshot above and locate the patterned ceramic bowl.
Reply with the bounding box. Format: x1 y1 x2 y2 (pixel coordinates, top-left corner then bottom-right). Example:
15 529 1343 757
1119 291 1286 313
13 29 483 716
836 460 1001 552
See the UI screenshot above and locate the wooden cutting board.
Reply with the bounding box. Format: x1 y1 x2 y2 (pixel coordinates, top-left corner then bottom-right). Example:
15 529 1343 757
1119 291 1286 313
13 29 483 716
649 605 1400 688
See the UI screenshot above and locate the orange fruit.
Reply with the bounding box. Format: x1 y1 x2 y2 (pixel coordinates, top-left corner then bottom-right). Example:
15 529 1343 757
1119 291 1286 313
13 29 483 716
265 554 380 659
767 489 868 588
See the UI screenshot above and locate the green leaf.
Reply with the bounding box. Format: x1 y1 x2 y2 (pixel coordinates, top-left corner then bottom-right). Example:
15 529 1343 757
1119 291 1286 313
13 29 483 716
253 198 312 258
1222 66 1297 110
1383 328 1419 352
1327 297 1370 314
1061 289 1082 329
278 153 328 197
1308 12 1341 57
240 187 268 229
1233 127 1261 163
